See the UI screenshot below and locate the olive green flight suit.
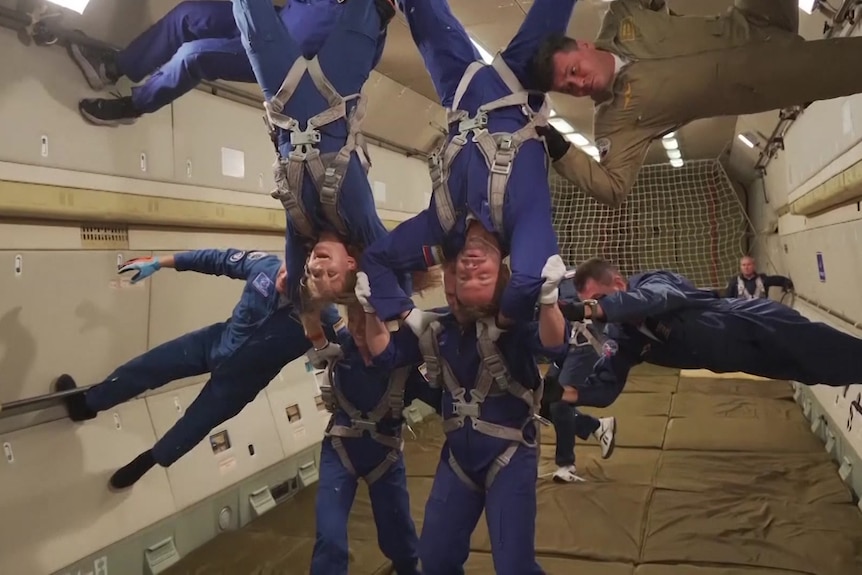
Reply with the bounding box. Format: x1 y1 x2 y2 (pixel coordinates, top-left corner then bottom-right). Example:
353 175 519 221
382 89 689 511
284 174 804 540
552 0 861 208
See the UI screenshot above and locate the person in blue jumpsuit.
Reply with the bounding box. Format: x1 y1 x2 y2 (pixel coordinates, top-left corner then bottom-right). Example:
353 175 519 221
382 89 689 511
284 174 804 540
312 303 440 575
70 0 267 126
53 248 344 491
542 278 616 483
229 0 414 315
356 265 570 575
558 257 862 410
69 0 395 126
360 0 578 330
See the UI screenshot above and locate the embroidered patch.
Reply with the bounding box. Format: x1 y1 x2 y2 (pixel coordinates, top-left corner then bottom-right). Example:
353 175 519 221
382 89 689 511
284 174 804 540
229 251 246 262
252 272 273 297
422 245 446 267
602 339 619 357
247 251 268 261
619 17 637 41
623 82 633 110
596 138 611 159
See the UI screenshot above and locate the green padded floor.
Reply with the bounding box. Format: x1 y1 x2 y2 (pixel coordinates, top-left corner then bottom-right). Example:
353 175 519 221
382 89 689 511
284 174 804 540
165 366 862 574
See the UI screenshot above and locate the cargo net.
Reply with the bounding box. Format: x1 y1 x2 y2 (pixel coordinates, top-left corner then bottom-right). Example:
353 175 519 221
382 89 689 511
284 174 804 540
550 159 748 290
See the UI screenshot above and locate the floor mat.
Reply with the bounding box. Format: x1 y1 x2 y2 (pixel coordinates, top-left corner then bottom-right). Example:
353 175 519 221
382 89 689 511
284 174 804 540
166 370 862 574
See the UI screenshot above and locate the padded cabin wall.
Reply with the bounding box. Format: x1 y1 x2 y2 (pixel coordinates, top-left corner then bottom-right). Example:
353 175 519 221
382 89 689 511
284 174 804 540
0 25 431 221
743 66 862 491
0 223 328 575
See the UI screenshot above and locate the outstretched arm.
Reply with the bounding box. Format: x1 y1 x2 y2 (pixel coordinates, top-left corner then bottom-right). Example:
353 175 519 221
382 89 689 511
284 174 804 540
364 311 424 369
398 0 481 108
591 273 697 323
502 0 578 88
499 163 561 323
545 120 656 209
172 249 274 280
361 209 446 322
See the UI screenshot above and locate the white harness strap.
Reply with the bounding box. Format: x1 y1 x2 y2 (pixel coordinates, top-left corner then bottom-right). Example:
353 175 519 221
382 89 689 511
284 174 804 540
417 328 546 492
737 275 766 300
428 53 552 235
320 363 409 486
570 320 605 355
265 52 372 240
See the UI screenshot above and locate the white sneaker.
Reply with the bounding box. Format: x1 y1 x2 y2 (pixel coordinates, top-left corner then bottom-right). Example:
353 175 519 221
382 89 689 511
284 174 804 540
594 417 616 459
552 465 586 483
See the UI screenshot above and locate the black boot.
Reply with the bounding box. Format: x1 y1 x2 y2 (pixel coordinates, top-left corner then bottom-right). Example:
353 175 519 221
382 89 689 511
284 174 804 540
67 43 121 91
54 374 97 422
109 450 156 491
374 0 396 29
78 96 141 127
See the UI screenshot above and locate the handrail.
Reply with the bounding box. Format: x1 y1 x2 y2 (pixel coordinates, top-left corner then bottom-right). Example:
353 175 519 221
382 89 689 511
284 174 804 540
0 384 91 420
755 0 860 176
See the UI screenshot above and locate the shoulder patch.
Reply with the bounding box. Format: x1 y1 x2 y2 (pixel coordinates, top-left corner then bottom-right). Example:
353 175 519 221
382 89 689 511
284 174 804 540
619 16 637 42
247 251 268 261
596 138 611 159
422 245 446 267
229 251 246 262
602 339 619 357
252 272 274 297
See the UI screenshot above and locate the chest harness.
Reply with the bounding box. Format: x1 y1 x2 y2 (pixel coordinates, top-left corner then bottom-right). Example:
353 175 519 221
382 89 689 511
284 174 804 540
320 360 409 486
263 39 372 242
737 275 766 300
428 52 552 235
416 326 547 492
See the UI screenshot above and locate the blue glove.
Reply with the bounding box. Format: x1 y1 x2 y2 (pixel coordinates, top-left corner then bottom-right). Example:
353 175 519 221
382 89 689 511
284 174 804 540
118 257 162 284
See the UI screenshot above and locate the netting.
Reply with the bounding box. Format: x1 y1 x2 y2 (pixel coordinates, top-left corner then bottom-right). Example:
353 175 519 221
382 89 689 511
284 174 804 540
550 159 749 290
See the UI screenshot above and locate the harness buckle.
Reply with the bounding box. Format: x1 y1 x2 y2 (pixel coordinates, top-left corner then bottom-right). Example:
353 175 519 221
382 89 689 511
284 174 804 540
482 353 510 391
491 136 515 176
458 111 488 134
533 414 552 427
452 401 480 419
290 127 321 148
350 418 379 433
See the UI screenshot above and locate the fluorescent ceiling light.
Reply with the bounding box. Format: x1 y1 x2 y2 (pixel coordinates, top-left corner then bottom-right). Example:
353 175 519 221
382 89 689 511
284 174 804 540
549 118 575 133
670 158 684 168
565 132 590 146
662 132 676 140
798 0 817 15
583 145 599 156
737 133 756 148
46 0 90 13
666 149 681 160
661 138 678 150
469 37 494 65
549 108 558 117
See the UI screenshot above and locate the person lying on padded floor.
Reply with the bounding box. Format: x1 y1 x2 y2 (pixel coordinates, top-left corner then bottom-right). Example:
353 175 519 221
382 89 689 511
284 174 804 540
356 260 570 575
557 257 862 411
54 248 344 491
310 302 440 575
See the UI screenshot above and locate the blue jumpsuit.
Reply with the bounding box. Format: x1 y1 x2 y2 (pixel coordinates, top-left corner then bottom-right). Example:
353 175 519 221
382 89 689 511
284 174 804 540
230 0 393 300
115 0 278 114
374 320 568 575
360 0 577 323
82 249 343 467
312 334 439 575
550 277 602 467
570 271 862 409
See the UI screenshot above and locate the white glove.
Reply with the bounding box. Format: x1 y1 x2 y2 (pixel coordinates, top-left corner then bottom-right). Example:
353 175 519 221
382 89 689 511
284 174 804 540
477 316 505 342
305 342 343 370
403 308 445 337
539 254 568 305
354 271 374 314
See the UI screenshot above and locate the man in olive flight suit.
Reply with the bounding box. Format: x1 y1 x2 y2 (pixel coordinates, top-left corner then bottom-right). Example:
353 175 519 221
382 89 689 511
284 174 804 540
533 0 862 208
